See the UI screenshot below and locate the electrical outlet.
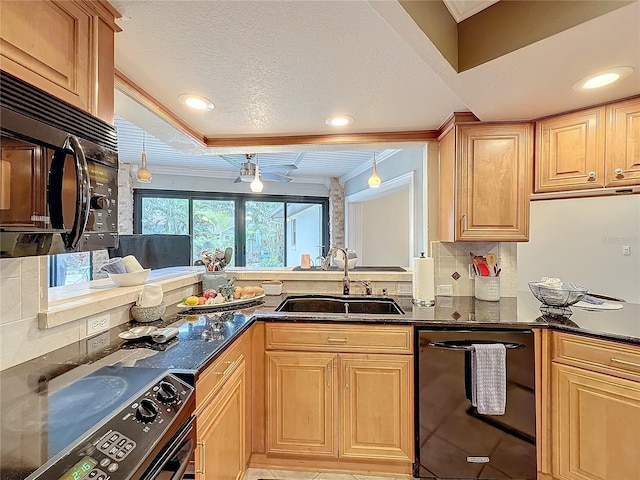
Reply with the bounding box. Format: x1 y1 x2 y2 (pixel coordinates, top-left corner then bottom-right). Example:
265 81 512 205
437 285 453 296
397 284 412 295
87 332 110 356
86 314 109 336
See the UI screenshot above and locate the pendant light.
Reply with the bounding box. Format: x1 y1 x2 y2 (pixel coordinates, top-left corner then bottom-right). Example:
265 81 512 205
368 150 381 188
136 132 152 183
250 156 263 193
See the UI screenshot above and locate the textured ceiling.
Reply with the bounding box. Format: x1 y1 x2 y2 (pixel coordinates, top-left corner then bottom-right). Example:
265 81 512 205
109 0 640 179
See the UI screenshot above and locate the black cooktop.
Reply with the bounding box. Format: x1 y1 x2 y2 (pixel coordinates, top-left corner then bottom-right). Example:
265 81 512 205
0 365 170 480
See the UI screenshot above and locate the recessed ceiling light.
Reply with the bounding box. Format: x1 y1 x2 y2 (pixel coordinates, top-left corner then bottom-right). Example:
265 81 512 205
573 67 634 91
325 115 354 127
178 94 214 111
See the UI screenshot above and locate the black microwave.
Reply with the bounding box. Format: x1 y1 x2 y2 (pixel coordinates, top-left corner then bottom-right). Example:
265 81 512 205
0 71 119 258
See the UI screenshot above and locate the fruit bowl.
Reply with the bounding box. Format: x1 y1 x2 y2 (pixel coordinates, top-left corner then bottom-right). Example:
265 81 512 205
108 269 150 287
528 282 587 307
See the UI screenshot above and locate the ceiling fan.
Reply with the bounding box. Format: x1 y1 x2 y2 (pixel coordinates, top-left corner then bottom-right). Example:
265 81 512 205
220 154 297 183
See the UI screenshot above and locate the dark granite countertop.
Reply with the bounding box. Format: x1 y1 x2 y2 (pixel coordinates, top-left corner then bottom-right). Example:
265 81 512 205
1 292 638 479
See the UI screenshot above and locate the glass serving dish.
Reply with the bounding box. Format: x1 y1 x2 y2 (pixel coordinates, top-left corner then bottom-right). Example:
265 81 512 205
528 282 588 317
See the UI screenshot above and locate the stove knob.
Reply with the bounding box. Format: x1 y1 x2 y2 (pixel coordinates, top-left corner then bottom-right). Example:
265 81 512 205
136 399 159 424
156 381 178 405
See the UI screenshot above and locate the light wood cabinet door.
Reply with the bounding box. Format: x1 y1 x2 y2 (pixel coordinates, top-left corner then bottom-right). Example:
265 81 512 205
196 360 246 480
0 1 119 123
340 354 413 461
552 363 640 480
455 123 532 241
605 97 640 187
535 107 606 192
0 0 93 113
266 351 338 458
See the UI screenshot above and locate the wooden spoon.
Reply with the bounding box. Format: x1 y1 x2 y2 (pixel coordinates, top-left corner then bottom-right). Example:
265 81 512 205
486 253 498 276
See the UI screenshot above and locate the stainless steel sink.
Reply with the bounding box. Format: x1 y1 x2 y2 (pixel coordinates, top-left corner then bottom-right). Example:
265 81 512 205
275 295 405 315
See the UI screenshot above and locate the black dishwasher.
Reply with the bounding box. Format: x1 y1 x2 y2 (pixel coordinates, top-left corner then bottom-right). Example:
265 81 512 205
414 328 536 479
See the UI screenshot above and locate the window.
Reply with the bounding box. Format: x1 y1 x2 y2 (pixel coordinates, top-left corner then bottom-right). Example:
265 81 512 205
134 190 328 267
48 252 92 287
140 197 189 234
192 199 235 265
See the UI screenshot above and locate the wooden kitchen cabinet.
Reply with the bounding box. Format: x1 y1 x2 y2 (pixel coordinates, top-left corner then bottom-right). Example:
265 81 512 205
195 330 252 480
605 96 640 187
266 351 338 457
534 96 640 194
340 355 412 461
264 323 413 473
535 107 606 192
0 0 120 124
439 121 533 242
196 360 246 480
542 331 640 480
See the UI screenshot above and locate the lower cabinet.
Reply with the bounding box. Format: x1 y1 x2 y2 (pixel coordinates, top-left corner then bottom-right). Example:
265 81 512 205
266 351 338 457
195 331 250 480
340 355 412 461
543 332 640 480
552 363 640 480
196 359 246 480
265 323 414 470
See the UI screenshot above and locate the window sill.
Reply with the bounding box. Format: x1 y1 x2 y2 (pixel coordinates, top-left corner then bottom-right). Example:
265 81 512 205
40 266 203 328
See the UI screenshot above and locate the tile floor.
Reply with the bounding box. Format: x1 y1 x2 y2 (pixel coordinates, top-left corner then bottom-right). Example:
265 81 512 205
243 468 411 480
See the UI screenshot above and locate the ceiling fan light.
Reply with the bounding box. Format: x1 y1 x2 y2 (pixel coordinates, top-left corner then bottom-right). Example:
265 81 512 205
325 115 354 127
250 162 263 193
250 176 263 192
178 94 214 111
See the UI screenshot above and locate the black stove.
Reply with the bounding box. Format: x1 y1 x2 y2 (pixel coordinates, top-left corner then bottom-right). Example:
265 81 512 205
1 365 194 480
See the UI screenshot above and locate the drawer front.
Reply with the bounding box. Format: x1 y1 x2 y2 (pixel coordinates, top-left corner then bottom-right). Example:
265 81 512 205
552 332 640 382
196 335 246 413
266 323 413 354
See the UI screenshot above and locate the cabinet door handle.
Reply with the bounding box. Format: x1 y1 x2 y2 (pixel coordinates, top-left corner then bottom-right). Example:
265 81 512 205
214 357 240 377
588 171 596 179
614 168 624 176
611 357 640 369
345 365 349 389
327 363 331 388
461 214 468 231
327 337 348 343
196 441 206 474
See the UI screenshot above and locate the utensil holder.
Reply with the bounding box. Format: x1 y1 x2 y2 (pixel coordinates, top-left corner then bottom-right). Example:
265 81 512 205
475 276 500 301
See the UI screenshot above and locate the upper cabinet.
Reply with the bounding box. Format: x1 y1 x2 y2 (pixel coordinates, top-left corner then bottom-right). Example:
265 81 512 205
0 0 120 124
534 96 640 194
605 97 640 187
439 121 533 242
535 107 606 192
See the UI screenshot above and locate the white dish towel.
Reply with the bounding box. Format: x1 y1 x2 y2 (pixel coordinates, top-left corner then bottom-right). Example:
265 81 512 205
137 284 164 307
471 343 507 415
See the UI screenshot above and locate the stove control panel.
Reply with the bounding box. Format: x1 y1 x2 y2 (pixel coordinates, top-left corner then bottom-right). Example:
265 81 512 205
34 373 193 480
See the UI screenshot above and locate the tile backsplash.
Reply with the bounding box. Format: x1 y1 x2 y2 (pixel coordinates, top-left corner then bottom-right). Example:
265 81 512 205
431 241 517 297
0 257 199 371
